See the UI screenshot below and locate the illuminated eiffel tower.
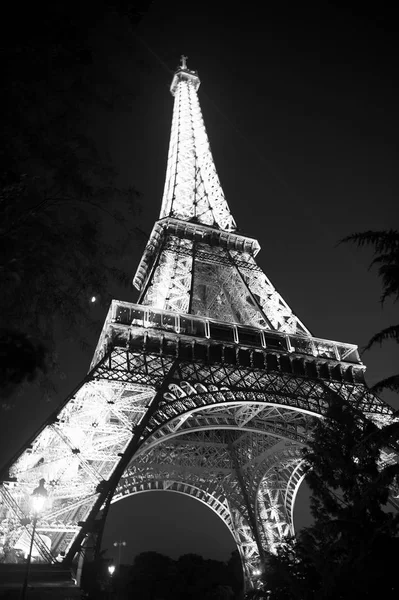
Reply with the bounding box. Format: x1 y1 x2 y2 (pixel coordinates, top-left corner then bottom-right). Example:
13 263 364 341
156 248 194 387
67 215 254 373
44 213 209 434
0 56 394 590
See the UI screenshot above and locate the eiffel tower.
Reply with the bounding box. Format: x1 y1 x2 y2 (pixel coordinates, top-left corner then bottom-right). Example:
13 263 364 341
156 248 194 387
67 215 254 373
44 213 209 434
0 56 394 590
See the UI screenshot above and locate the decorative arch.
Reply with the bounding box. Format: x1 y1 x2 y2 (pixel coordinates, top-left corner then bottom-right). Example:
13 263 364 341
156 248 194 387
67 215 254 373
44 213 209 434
113 479 233 531
112 477 258 588
136 385 320 457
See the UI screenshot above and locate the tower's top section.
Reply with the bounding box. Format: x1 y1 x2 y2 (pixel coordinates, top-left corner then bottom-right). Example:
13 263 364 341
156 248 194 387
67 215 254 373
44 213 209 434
170 55 201 95
159 56 237 232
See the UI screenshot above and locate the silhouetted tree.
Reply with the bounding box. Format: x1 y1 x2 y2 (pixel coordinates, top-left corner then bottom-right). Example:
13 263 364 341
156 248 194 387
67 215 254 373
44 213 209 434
80 549 113 599
0 1 153 398
127 551 238 600
0 330 46 400
342 229 399 394
130 551 177 599
227 549 244 597
262 400 399 599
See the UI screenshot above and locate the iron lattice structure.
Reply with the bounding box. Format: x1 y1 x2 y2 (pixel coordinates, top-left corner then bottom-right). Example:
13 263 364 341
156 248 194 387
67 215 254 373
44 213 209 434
0 57 395 589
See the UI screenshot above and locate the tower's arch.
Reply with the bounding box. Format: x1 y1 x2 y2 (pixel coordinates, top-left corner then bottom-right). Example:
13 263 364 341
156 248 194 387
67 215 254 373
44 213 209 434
111 484 249 578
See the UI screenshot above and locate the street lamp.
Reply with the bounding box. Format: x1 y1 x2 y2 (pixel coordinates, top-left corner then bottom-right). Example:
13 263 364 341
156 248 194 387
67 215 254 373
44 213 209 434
21 479 48 600
107 564 116 600
113 540 126 570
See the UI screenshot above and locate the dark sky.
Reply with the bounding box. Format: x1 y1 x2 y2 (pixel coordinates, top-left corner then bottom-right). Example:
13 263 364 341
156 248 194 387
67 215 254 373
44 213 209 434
2 0 398 565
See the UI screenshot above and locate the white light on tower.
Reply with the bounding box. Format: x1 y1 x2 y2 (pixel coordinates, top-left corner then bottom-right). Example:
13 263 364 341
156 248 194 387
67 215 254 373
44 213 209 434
21 480 48 599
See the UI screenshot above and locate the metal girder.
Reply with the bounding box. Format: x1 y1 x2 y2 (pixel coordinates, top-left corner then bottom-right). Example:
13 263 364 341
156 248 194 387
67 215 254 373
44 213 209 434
0 371 157 559
0 338 391 574
254 448 304 552
229 249 310 335
142 236 194 313
138 233 311 336
135 403 310 458
159 66 236 232
92 300 364 375
92 355 390 451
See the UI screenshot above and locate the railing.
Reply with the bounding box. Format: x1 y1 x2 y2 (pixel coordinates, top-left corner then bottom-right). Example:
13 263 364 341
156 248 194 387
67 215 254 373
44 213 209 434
107 300 361 365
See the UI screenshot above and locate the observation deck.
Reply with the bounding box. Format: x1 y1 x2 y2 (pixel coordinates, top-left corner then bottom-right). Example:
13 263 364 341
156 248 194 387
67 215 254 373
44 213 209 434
92 300 365 386
133 218 260 291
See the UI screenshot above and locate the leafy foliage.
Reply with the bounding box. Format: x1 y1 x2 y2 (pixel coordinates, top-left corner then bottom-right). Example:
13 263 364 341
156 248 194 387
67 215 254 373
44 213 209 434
0 330 46 400
262 401 399 599
127 551 237 600
342 230 399 303
82 550 241 599
342 230 399 393
0 1 152 397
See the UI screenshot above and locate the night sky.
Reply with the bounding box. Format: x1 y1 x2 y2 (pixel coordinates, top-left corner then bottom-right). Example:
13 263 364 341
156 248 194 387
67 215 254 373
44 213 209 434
1 1 398 565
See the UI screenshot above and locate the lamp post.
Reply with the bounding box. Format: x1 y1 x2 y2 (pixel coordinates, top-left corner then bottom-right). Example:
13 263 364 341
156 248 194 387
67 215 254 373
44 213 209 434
113 540 126 571
21 479 48 600
107 564 116 600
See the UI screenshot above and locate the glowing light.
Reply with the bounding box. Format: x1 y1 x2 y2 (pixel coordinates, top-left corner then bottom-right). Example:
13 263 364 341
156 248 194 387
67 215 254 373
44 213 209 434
108 564 115 576
160 68 237 232
91 296 97 303
31 479 48 515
